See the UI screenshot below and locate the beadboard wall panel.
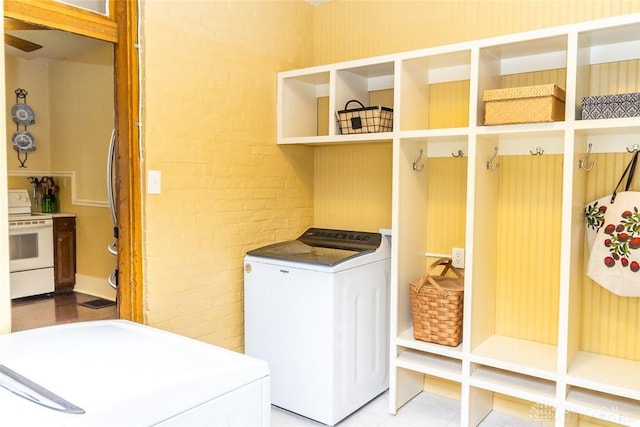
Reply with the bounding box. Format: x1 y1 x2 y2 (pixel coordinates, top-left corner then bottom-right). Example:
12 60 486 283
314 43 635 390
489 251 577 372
426 157 467 256
314 1 640 65
495 155 563 345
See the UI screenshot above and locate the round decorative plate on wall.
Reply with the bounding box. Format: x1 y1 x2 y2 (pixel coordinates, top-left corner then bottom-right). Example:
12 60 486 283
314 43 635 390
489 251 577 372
11 103 35 126
11 130 36 152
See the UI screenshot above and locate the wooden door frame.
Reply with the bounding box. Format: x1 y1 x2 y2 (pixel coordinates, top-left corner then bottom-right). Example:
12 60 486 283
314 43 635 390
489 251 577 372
113 0 142 322
4 0 143 322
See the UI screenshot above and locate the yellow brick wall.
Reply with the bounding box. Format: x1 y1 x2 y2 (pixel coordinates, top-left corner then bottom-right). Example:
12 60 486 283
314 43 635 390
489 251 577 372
141 1 315 349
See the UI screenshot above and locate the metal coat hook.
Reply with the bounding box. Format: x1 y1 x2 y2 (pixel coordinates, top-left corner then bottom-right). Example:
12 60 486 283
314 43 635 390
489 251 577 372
530 146 544 155
451 149 464 158
626 144 640 153
578 143 594 171
487 146 499 171
413 149 425 172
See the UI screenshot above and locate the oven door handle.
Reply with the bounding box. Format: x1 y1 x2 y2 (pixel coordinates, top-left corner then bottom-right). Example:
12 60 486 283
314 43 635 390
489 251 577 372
0 364 85 414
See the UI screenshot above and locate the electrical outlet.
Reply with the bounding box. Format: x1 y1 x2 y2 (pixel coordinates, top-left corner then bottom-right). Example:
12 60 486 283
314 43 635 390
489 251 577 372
452 248 465 268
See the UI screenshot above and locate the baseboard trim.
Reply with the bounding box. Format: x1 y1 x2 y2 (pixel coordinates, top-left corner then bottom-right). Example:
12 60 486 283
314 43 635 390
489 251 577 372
73 274 116 301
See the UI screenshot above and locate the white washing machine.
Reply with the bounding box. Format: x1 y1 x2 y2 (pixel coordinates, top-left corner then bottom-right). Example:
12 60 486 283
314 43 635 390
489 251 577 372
244 228 390 426
0 320 270 426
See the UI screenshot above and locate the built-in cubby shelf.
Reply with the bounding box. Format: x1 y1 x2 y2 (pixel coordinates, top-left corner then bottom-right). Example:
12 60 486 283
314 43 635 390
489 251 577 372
469 364 557 404
471 335 558 381
277 13 640 426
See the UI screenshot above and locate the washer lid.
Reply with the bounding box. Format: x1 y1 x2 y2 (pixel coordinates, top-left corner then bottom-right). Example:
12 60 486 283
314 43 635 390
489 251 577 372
246 228 381 266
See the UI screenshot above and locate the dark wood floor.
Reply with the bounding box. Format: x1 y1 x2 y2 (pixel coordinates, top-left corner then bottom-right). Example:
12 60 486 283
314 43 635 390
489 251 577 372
11 292 117 333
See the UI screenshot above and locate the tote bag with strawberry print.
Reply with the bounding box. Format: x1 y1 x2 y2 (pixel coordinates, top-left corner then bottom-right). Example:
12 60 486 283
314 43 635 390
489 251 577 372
585 150 640 297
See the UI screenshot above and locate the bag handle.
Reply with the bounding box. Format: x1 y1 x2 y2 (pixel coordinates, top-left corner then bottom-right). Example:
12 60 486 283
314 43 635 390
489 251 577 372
344 99 366 110
611 150 640 203
414 258 464 297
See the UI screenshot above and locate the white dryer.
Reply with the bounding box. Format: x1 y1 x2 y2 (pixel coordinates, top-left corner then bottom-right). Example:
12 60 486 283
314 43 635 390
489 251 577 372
244 228 390 426
0 320 270 426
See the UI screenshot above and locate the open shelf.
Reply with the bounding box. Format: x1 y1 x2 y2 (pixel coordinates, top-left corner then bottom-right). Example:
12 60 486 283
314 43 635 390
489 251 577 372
396 328 463 359
567 351 640 400
400 49 471 131
469 364 556 404
278 69 330 140
576 20 640 123
476 34 568 127
470 335 558 381
565 386 640 426
395 347 463 383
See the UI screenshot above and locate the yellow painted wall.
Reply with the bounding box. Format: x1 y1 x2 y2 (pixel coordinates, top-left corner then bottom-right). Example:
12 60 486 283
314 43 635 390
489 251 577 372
5 55 50 171
141 1 315 349
138 0 640 356
4 45 115 291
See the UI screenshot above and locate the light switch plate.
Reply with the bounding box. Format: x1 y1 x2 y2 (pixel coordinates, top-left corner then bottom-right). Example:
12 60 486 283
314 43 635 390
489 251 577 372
148 170 161 194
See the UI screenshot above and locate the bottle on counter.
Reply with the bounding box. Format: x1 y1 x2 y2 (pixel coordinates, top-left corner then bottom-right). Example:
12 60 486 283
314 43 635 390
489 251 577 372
41 189 57 213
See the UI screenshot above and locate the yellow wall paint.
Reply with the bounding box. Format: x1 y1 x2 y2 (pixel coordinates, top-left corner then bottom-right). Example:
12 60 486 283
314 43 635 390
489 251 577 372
314 142 392 231
314 89 393 229
141 1 315 349
48 44 114 202
429 80 470 128
314 0 640 64
5 55 51 171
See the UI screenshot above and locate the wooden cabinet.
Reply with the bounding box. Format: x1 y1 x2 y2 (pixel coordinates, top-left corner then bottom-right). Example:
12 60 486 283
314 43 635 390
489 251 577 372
53 216 76 293
277 13 640 427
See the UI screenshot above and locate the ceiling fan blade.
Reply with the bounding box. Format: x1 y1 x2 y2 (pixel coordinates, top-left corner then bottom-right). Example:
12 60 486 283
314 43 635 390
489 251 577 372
5 34 43 52
4 18 47 31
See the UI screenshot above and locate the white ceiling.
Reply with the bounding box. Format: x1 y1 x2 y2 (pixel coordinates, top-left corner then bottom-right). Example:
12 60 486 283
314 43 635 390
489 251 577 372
5 27 109 62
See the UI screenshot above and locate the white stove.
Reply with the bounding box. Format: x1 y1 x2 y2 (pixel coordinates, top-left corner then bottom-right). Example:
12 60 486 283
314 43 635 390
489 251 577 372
8 189 55 299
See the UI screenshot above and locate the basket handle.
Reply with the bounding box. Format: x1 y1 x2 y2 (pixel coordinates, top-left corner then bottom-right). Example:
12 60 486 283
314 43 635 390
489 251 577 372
344 99 366 109
414 258 464 297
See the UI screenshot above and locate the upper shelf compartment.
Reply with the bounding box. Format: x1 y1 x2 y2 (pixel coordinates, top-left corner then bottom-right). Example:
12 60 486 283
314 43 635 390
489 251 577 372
476 35 568 127
575 20 640 123
277 60 395 144
277 68 330 143
399 49 471 131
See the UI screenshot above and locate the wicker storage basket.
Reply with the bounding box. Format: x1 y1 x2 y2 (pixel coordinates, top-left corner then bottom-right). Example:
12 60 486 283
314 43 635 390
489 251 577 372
336 99 393 134
483 84 565 125
409 258 464 346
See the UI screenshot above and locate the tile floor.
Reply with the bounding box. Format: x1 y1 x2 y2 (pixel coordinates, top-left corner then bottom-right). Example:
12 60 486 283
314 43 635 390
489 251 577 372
271 390 544 427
